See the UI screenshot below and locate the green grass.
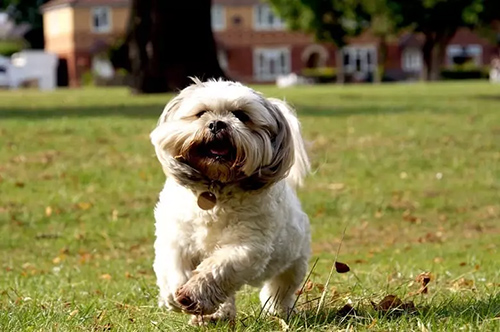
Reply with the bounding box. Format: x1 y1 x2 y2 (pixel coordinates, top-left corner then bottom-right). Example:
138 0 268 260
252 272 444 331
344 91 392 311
1 81 499 331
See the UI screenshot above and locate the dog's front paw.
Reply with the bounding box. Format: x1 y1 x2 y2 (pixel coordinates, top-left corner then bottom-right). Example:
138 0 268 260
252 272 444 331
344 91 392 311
175 284 219 315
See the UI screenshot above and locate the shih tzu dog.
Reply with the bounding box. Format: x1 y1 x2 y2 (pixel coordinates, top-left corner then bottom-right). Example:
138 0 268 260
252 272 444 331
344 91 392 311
150 78 311 325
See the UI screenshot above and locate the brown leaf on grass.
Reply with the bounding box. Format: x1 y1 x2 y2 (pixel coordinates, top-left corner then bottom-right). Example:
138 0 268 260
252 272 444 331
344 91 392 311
335 261 350 273
373 295 417 313
99 274 112 280
78 252 92 264
15 181 25 188
296 280 324 295
375 295 403 311
452 278 475 290
76 202 92 210
459 262 467 267
337 304 356 317
415 272 432 294
327 183 345 191
433 257 443 264
366 319 377 329
403 210 421 224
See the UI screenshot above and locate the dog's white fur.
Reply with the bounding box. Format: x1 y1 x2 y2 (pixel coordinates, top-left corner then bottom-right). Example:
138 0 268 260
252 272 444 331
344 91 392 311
150 78 311 325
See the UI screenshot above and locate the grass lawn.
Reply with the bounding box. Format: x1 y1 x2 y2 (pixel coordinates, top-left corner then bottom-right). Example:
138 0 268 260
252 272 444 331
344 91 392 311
0 81 499 331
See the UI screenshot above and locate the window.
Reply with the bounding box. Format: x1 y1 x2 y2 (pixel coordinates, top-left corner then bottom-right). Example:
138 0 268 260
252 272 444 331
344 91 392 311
91 7 111 33
402 47 423 72
254 4 286 30
342 46 376 74
446 44 482 67
211 5 225 31
217 50 228 71
254 48 291 81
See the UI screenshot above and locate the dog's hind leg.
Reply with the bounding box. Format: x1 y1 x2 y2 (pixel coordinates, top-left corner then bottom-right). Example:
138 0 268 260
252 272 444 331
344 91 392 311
259 256 308 317
189 295 236 326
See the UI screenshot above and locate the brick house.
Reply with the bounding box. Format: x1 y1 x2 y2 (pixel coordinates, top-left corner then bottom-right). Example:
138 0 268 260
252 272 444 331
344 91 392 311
214 0 499 83
40 0 129 87
40 0 498 86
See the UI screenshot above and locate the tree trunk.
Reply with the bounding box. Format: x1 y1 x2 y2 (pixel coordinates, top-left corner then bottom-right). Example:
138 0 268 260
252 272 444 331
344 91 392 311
422 31 455 81
127 0 227 93
335 48 345 84
375 34 388 84
422 33 435 81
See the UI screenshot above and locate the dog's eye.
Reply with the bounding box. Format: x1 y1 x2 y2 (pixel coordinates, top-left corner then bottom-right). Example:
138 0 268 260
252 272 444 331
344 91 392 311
196 110 207 118
232 110 250 122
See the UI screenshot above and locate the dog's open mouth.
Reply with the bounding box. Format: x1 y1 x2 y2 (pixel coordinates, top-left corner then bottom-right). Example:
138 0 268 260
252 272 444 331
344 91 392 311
202 140 235 160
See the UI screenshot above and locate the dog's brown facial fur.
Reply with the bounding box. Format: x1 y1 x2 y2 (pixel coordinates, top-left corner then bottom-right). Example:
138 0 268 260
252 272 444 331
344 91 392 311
179 127 245 183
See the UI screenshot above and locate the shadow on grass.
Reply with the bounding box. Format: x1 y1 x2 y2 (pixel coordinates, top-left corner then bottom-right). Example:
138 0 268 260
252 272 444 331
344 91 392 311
0 104 416 120
232 293 500 330
0 104 166 120
474 94 500 101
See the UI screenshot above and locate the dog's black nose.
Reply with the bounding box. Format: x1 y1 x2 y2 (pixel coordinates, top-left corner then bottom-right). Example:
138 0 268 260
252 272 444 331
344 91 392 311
208 120 227 134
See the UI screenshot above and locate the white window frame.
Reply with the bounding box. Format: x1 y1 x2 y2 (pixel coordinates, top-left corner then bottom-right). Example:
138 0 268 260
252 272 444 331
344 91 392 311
402 47 423 72
217 49 228 71
211 4 225 31
91 6 111 33
342 46 377 74
253 4 286 31
446 44 483 67
253 47 291 81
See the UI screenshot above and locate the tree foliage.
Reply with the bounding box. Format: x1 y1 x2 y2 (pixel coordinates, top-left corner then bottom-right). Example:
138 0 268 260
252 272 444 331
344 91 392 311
0 0 49 48
387 0 487 80
269 0 498 81
268 0 372 47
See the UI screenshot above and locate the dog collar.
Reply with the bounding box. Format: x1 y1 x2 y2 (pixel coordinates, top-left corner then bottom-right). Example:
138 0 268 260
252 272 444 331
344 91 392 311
197 191 217 210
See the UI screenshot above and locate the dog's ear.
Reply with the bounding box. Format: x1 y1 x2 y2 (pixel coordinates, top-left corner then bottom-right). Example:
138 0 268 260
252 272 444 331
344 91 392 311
241 99 295 190
156 79 203 125
156 93 184 125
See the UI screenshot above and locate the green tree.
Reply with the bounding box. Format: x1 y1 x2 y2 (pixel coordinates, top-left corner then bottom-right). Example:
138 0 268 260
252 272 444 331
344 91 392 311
268 0 373 83
0 0 49 48
387 0 484 80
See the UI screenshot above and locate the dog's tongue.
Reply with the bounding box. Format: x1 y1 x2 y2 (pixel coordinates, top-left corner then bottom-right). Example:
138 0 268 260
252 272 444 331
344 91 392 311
210 147 229 156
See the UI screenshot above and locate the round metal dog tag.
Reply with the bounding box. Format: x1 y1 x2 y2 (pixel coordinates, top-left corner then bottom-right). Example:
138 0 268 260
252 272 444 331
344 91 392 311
198 191 217 210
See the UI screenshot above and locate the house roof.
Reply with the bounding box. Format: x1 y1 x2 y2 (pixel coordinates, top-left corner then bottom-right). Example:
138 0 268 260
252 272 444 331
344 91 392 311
41 0 130 12
213 0 261 6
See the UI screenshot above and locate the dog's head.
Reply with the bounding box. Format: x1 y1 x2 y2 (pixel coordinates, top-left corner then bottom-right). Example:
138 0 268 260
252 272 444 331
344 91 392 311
150 78 295 189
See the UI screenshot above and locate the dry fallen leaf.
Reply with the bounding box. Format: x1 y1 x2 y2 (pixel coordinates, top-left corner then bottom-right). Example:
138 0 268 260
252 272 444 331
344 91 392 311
415 272 432 294
45 206 53 217
433 257 443 264
338 303 356 317
367 318 377 329
100 273 112 280
376 295 403 311
76 202 92 210
327 183 345 191
374 295 417 313
335 261 350 273
452 278 474 290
